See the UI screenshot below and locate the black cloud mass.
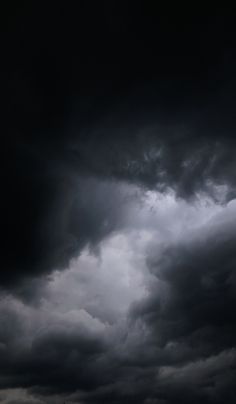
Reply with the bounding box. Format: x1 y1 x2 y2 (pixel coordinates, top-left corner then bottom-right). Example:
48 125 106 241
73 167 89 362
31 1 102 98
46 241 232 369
1 3 236 404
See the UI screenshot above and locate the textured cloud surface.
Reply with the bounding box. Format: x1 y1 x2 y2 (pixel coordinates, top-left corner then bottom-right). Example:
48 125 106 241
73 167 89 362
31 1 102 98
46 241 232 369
2 4 236 403
1 186 236 402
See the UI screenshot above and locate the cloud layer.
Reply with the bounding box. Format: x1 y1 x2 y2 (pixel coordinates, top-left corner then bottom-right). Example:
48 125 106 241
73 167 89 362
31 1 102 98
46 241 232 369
1 188 236 403
2 5 236 403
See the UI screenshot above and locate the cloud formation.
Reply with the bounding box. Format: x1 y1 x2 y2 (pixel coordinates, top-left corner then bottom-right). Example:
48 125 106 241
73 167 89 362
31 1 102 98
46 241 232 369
1 190 236 403
2 4 236 403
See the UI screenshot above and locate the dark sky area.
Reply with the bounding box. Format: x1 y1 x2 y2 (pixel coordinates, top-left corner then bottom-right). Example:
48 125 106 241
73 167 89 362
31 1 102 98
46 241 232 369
1 3 236 403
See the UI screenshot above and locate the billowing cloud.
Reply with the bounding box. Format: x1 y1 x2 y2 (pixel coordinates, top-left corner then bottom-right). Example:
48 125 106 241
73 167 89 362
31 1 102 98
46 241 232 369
1 189 236 402
2 4 236 403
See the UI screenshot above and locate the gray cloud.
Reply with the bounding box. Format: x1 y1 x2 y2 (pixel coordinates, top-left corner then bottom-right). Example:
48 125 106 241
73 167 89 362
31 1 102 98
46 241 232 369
1 193 236 403
2 5 236 402
3 125 236 296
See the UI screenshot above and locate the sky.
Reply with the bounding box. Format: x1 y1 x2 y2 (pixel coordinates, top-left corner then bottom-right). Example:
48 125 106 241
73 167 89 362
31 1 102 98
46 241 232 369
2 3 236 403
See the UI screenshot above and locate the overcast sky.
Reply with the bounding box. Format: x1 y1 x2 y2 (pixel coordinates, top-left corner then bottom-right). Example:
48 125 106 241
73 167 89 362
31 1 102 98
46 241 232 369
2 3 236 403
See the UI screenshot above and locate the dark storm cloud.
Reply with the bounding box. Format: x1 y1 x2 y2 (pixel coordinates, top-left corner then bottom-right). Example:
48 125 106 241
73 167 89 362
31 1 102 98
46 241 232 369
3 120 236 293
2 3 236 291
0 295 108 395
138 206 236 348
127 205 236 403
1 170 134 291
2 3 236 403
0 203 235 403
